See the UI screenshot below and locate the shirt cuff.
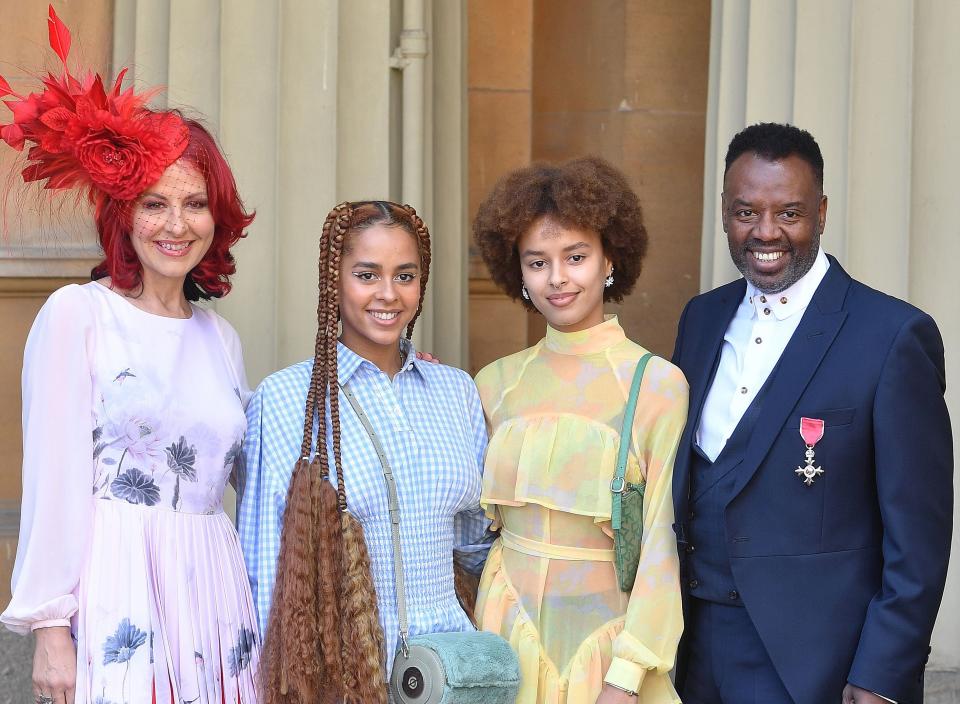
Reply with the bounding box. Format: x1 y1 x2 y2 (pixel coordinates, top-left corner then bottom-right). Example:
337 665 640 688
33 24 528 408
604 657 647 694
31 619 71 631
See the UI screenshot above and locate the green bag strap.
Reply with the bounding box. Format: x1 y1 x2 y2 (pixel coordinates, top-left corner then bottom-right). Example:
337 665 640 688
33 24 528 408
611 352 653 530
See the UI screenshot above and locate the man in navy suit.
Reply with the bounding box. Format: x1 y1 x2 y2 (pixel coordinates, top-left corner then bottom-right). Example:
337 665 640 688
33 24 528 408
671 123 953 704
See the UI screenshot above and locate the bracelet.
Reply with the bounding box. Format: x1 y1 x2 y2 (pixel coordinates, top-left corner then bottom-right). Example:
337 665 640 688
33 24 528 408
605 681 638 697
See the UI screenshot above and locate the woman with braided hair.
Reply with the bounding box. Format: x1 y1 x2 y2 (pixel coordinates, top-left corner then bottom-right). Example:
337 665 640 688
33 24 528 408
238 201 494 703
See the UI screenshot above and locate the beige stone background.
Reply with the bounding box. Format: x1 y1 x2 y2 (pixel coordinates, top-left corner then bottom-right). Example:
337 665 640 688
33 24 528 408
467 0 708 373
0 0 956 700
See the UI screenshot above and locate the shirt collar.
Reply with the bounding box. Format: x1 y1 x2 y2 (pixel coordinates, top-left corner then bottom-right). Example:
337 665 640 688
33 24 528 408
745 247 830 321
336 338 425 385
544 315 627 355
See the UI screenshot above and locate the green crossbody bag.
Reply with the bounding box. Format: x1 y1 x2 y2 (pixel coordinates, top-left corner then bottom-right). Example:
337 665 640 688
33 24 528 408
611 352 653 592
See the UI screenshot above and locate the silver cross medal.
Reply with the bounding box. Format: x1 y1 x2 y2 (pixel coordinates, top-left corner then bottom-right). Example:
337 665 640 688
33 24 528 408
796 417 826 486
795 445 824 486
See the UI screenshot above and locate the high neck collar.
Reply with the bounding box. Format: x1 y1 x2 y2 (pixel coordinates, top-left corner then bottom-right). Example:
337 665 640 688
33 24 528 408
543 315 626 355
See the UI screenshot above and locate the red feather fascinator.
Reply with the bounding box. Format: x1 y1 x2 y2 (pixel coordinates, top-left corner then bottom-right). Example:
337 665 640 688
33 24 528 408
0 5 188 201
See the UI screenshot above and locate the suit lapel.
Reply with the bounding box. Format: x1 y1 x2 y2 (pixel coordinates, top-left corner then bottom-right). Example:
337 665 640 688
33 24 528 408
730 258 852 499
674 281 744 513
688 281 746 436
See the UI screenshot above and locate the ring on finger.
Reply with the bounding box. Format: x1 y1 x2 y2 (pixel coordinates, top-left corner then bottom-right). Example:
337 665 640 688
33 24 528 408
35 694 55 704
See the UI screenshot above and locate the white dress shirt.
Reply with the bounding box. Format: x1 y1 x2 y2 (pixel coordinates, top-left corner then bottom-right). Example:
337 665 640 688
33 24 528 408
696 248 830 461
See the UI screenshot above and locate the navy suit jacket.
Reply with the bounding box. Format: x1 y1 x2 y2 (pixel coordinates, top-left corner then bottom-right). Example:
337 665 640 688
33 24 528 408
671 256 953 704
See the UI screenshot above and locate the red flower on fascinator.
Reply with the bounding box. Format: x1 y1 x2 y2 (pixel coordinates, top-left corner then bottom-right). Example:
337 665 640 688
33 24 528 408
0 6 188 201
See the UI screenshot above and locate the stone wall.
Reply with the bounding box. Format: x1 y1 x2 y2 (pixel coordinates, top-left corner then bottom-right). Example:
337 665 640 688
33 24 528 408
0 630 32 702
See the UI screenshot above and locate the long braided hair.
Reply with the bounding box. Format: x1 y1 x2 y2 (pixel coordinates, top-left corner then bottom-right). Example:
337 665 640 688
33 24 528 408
261 201 431 704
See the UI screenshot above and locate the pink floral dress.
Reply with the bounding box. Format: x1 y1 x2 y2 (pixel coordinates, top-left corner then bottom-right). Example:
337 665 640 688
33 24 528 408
1 282 260 704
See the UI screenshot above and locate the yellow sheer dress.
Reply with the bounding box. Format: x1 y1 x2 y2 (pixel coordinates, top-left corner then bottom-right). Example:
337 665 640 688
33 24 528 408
475 316 687 704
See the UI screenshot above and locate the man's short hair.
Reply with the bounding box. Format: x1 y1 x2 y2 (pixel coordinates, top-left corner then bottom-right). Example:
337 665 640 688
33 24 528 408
724 122 824 189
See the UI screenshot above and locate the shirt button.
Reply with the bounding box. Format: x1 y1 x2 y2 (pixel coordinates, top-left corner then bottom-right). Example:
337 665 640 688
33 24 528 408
740 386 748 394
755 337 762 344
689 579 700 590
780 296 788 304
685 544 695 554
728 590 740 600
687 511 695 521
763 307 771 315
759 295 767 303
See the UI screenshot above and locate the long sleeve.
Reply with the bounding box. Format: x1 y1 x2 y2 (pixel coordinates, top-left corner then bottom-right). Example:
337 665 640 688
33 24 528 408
211 312 252 496
212 312 252 409
454 380 495 575
846 312 953 702
237 384 281 636
1 285 96 634
605 360 688 693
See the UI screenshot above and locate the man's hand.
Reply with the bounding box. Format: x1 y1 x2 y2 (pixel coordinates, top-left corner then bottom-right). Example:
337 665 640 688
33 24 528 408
33 626 76 704
842 684 892 704
595 684 636 703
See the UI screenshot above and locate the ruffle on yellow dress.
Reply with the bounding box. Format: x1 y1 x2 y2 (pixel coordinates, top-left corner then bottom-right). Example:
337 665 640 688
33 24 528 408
475 316 687 704
483 413 625 521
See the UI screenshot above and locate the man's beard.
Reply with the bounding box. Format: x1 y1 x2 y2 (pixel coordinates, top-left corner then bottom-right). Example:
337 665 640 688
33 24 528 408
728 232 821 294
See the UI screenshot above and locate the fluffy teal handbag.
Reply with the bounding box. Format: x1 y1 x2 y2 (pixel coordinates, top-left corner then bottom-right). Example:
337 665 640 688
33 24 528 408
611 353 653 592
389 631 520 703
340 383 521 704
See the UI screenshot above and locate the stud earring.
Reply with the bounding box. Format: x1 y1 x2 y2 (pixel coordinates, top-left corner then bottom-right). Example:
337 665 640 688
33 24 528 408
521 286 530 300
604 267 614 288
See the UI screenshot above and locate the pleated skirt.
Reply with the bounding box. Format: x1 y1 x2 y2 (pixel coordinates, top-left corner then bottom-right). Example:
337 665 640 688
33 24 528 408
74 500 260 704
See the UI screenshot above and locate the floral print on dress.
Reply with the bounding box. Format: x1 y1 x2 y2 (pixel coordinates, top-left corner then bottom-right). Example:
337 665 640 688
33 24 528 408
91 368 222 512
113 368 136 384
103 618 148 703
223 439 242 471
223 438 245 488
112 418 165 466
166 436 198 510
111 469 160 506
227 626 257 677
92 425 106 455
92 373 169 498
102 619 147 660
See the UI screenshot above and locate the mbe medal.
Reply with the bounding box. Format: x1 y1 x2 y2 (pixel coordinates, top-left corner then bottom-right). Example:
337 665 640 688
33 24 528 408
795 417 825 486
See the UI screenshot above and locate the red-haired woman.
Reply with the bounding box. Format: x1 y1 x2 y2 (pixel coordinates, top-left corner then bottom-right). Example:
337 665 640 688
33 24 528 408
0 10 259 704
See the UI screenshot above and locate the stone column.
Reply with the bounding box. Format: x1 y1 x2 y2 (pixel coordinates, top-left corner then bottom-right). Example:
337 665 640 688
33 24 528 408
121 0 468 380
429 0 470 365
909 0 960 679
216 0 283 383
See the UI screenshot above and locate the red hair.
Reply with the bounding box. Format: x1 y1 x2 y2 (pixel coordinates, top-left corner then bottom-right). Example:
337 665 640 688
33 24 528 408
91 116 254 300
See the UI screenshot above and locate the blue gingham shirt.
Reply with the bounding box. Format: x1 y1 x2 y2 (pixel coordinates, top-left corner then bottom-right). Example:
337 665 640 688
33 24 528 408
238 341 494 670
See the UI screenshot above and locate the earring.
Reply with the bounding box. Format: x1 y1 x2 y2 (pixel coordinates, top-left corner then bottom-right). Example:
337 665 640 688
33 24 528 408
521 285 530 300
604 267 614 288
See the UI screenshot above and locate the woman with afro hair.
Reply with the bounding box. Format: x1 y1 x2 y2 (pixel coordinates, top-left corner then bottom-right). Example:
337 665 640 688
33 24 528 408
473 156 687 704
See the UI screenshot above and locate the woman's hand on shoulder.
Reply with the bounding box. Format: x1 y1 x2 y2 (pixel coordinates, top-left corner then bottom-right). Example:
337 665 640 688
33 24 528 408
33 626 76 704
595 683 637 704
